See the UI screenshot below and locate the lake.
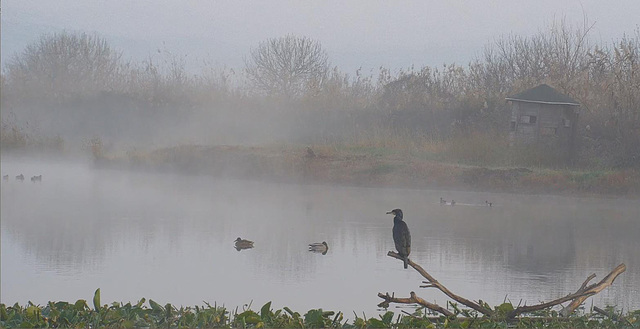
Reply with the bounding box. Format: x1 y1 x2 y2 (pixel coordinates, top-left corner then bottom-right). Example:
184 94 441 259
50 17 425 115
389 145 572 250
1 156 639 317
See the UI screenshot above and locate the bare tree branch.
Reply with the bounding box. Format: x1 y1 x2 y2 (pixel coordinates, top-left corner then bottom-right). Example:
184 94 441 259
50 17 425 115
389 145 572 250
377 292 454 317
386 251 493 316
382 251 626 320
509 263 626 318
559 263 626 317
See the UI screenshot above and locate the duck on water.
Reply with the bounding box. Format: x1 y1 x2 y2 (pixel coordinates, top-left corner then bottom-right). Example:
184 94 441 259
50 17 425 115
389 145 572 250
308 241 329 255
234 237 254 251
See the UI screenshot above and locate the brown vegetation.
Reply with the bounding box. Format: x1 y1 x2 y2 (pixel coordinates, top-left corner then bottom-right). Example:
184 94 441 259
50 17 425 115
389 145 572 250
1 21 639 171
91 144 640 195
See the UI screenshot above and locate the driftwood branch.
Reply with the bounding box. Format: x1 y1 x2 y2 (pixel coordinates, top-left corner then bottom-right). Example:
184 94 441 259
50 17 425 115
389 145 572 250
385 251 493 316
561 264 626 316
381 251 626 320
377 292 454 317
508 263 626 318
559 273 597 316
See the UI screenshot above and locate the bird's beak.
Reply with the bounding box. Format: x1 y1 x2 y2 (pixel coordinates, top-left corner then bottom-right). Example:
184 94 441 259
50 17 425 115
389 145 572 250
386 211 393 215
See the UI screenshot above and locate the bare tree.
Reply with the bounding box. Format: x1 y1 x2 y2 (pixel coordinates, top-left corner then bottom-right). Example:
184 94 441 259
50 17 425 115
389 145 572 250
4 32 126 102
244 35 329 99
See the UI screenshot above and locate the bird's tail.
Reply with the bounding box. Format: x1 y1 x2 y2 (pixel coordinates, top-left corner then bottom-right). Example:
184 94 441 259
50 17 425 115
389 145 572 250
403 257 408 269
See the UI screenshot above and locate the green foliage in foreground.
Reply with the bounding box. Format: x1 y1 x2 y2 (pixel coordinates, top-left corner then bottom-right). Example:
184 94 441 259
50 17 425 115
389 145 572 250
1 289 639 328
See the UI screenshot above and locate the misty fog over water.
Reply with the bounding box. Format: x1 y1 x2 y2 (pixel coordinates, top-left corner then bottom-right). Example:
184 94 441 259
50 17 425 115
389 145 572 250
2 157 638 314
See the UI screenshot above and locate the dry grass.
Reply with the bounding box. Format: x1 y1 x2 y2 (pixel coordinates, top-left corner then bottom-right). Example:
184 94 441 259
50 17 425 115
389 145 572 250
4 121 636 195
1 121 65 152
88 138 639 196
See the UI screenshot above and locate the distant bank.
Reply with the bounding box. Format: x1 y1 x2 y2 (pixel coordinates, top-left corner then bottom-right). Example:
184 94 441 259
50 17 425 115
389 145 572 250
91 144 640 197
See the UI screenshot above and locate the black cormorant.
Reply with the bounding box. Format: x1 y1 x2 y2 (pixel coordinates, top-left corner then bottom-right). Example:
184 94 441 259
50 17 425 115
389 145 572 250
387 209 411 269
308 241 329 255
234 237 254 251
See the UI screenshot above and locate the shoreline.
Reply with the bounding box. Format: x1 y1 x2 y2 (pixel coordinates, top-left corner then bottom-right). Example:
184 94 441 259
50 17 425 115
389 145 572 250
2 144 638 198
82 144 640 198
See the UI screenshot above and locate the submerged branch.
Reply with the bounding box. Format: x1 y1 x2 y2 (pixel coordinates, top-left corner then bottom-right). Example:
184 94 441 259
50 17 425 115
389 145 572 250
593 305 630 325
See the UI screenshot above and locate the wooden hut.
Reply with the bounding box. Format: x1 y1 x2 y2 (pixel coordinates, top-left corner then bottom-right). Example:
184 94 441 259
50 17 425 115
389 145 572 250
506 84 579 160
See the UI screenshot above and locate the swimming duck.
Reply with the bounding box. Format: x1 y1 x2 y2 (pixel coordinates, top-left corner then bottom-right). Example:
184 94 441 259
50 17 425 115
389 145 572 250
16 174 24 181
387 209 411 269
2 175 8 181
450 200 456 206
439 197 447 204
31 175 42 182
308 241 329 255
234 237 254 251
485 201 492 207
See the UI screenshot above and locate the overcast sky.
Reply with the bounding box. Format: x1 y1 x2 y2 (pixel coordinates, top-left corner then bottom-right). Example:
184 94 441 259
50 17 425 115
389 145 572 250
2 1 639 74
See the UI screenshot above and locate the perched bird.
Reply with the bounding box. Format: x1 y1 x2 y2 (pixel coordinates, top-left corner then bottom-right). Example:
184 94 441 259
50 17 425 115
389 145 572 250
439 197 447 205
15 174 24 181
485 201 492 207
309 241 329 255
450 200 456 206
2 175 8 181
387 209 411 269
31 175 42 182
308 241 329 255
234 237 254 251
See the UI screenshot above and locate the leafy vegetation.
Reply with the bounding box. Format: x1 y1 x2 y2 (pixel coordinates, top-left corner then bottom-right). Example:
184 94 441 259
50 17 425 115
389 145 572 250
1 289 638 328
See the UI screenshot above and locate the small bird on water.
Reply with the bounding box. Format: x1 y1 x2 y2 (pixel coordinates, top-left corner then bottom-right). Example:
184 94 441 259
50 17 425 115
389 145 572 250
387 209 411 269
234 237 254 251
308 241 329 255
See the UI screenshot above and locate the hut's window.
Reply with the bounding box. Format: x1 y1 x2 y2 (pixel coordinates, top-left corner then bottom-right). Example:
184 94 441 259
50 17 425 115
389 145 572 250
510 121 516 131
520 115 537 124
563 119 571 127
541 127 557 136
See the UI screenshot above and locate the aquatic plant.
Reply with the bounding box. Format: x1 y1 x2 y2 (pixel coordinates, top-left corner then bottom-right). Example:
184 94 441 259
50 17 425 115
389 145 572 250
1 288 638 328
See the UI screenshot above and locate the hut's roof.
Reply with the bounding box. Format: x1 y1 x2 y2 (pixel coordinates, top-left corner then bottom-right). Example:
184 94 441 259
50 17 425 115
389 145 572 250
505 84 580 106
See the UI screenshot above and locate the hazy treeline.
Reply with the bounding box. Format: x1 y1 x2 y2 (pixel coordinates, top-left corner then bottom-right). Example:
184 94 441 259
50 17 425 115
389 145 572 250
1 20 638 168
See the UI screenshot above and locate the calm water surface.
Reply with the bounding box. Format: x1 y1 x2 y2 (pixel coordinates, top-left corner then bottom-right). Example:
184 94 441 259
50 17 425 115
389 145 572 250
1 157 639 316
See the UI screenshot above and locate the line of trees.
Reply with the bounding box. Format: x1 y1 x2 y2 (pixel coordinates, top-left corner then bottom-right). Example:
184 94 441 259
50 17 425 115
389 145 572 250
1 21 638 168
